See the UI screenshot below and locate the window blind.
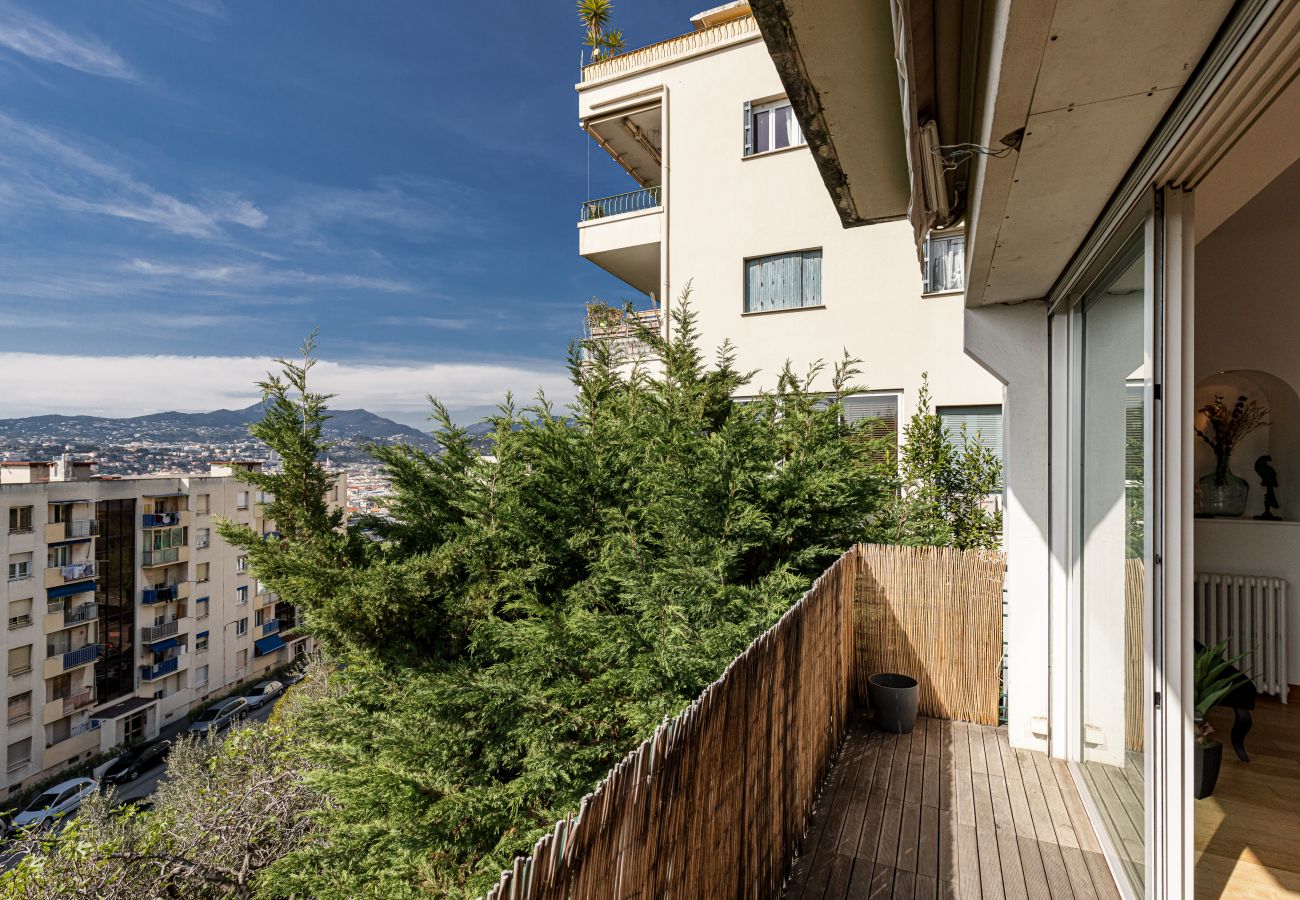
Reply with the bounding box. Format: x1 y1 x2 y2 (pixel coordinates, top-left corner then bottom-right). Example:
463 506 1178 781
939 405 1003 461
744 250 822 312
844 394 899 463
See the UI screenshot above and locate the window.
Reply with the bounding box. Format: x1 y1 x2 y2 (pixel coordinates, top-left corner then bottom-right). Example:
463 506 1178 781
7 737 31 773
195 597 210 619
8 644 32 676
47 673 71 701
254 608 267 627
236 491 249 510
48 545 72 569
236 555 248 574
939 405 1004 463
744 98 804 156
7 553 32 581
235 617 248 636
196 527 210 549
49 503 69 524
236 648 248 673
923 231 965 294
843 394 900 465
195 632 209 653
196 562 209 583
744 250 822 313
7 506 32 534
7 691 31 724
8 599 32 630
236 586 248 606
193 664 209 687
195 494 210 515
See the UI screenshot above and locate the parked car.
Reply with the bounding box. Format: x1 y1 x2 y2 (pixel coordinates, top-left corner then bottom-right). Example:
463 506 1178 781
11 778 98 830
187 697 249 734
244 680 284 710
100 739 172 785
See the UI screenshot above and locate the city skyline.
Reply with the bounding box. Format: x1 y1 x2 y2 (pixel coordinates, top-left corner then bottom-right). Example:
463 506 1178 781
0 0 702 426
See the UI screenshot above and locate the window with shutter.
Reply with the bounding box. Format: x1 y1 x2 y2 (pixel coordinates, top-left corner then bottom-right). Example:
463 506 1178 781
744 98 805 157
744 250 823 312
843 394 900 464
938 405 1004 463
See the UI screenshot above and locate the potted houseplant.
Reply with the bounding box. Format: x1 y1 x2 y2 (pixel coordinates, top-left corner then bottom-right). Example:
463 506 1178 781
1195 394 1268 517
867 672 920 734
1194 641 1250 799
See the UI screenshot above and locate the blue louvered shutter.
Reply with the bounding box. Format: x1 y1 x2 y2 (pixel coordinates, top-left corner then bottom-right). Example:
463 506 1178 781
743 100 752 157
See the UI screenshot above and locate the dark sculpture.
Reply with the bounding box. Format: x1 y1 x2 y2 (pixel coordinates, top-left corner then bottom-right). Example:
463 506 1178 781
1255 455 1281 520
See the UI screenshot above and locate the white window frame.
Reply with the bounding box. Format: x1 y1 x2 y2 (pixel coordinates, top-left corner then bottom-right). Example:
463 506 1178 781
235 617 248 637
7 554 32 582
236 586 248 606
744 97 805 157
922 231 966 295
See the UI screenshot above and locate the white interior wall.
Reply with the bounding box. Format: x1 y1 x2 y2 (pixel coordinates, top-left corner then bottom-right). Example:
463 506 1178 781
1194 155 1300 688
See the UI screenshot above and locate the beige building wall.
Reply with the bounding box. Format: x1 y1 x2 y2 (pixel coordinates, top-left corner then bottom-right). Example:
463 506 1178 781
0 463 344 796
577 12 1001 423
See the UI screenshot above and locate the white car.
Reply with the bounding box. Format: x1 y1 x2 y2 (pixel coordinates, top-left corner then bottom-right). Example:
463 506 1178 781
244 680 284 710
11 777 98 830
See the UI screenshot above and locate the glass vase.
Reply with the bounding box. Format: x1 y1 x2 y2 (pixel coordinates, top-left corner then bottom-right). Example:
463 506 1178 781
1198 464 1249 517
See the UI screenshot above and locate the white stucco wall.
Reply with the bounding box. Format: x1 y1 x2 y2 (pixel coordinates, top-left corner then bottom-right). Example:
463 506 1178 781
578 26 1002 420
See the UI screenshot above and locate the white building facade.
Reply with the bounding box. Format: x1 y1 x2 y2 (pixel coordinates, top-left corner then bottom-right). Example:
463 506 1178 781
1 459 339 796
576 3 1001 448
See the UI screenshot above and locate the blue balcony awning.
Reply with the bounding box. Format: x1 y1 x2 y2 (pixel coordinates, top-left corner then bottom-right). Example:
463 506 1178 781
149 636 179 653
48 581 96 600
254 634 285 656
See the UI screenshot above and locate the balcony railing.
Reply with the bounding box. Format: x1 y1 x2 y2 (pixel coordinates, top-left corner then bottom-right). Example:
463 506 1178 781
50 519 98 539
141 584 179 604
58 644 100 671
62 688 94 715
141 656 179 681
8 613 31 630
63 602 98 625
580 14 758 83
142 547 182 567
579 185 661 222
50 562 96 582
587 307 662 342
142 620 179 643
142 512 183 527
260 619 280 636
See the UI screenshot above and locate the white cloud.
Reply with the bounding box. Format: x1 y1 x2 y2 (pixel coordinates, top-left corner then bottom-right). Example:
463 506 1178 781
126 258 413 293
0 352 574 421
0 111 266 237
0 3 135 80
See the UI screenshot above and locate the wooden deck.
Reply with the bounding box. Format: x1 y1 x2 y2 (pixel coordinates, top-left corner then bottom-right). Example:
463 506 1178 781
1079 752 1144 889
783 717 1120 899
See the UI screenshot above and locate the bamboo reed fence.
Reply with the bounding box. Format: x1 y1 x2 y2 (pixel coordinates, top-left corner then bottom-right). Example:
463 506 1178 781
1125 558 1146 752
854 543 1007 726
483 543 1006 900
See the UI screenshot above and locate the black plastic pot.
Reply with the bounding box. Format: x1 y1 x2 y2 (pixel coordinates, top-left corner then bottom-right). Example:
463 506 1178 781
1195 739 1223 799
868 673 920 734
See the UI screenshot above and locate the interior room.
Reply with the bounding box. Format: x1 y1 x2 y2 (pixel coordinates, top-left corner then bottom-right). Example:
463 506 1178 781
1191 101 1300 898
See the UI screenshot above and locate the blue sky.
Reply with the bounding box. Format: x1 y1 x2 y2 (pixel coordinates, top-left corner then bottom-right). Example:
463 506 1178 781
0 0 702 425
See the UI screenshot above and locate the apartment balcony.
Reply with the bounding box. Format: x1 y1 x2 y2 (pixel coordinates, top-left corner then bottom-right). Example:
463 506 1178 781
585 306 663 362
579 10 758 86
44 519 97 543
142 545 190 568
42 723 100 769
142 510 191 528
44 600 98 633
260 618 280 636
43 561 97 589
141 581 189 605
41 688 95 725
43 643 100 679
141 619 180 643
578 186 662 296
140 655 185 682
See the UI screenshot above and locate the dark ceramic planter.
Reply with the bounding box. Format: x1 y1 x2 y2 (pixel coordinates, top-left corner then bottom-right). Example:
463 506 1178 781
868 673 919 734
1194 739 1223 799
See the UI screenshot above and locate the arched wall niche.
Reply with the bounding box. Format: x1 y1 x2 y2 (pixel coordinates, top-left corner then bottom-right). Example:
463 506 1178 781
1194 369 1300 520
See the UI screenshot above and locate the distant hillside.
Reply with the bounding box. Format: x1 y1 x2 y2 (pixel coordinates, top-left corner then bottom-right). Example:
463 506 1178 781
0 404 439 456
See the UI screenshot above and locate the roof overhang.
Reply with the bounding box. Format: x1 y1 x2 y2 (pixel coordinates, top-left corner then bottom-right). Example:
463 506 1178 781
749 0 912 227
584 103 663 189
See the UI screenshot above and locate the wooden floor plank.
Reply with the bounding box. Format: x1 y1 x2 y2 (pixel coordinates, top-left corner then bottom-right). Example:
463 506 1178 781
892 869 916 899
1015 748 1076 899
916 803 939 881
969 761 1006 899
896 801 921 873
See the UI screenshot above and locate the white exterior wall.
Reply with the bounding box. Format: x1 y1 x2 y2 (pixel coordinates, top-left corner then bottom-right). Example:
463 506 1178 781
0 469 341 795
578 24 1001 420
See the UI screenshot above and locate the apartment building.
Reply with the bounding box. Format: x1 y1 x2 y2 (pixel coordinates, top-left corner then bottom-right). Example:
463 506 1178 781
576 2 1001 450
1 458 343 796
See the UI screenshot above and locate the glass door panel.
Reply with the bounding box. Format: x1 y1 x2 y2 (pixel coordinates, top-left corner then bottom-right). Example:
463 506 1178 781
1077 234 1150 893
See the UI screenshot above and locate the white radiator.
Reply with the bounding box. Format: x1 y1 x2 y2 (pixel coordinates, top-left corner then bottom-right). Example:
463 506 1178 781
1194 572 1288 702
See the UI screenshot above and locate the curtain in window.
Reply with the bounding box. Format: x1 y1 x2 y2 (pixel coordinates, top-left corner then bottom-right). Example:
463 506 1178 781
924 233 965 293
745 250 822 312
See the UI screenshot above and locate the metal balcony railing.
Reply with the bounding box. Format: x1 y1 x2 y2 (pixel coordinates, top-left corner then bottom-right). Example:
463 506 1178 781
60 644 100 671
141 656 179 681
55 519 98 539
579 185 661 222
64 602 97 625
62 688 94 715
142 512 183 527
142 620 180 643
141 584 179 604
51 562 96 582
261 619 280 636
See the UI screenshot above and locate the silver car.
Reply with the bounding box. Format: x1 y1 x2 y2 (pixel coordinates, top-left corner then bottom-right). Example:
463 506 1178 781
11 777 98 830
244 680 284 710
186 696 249 734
